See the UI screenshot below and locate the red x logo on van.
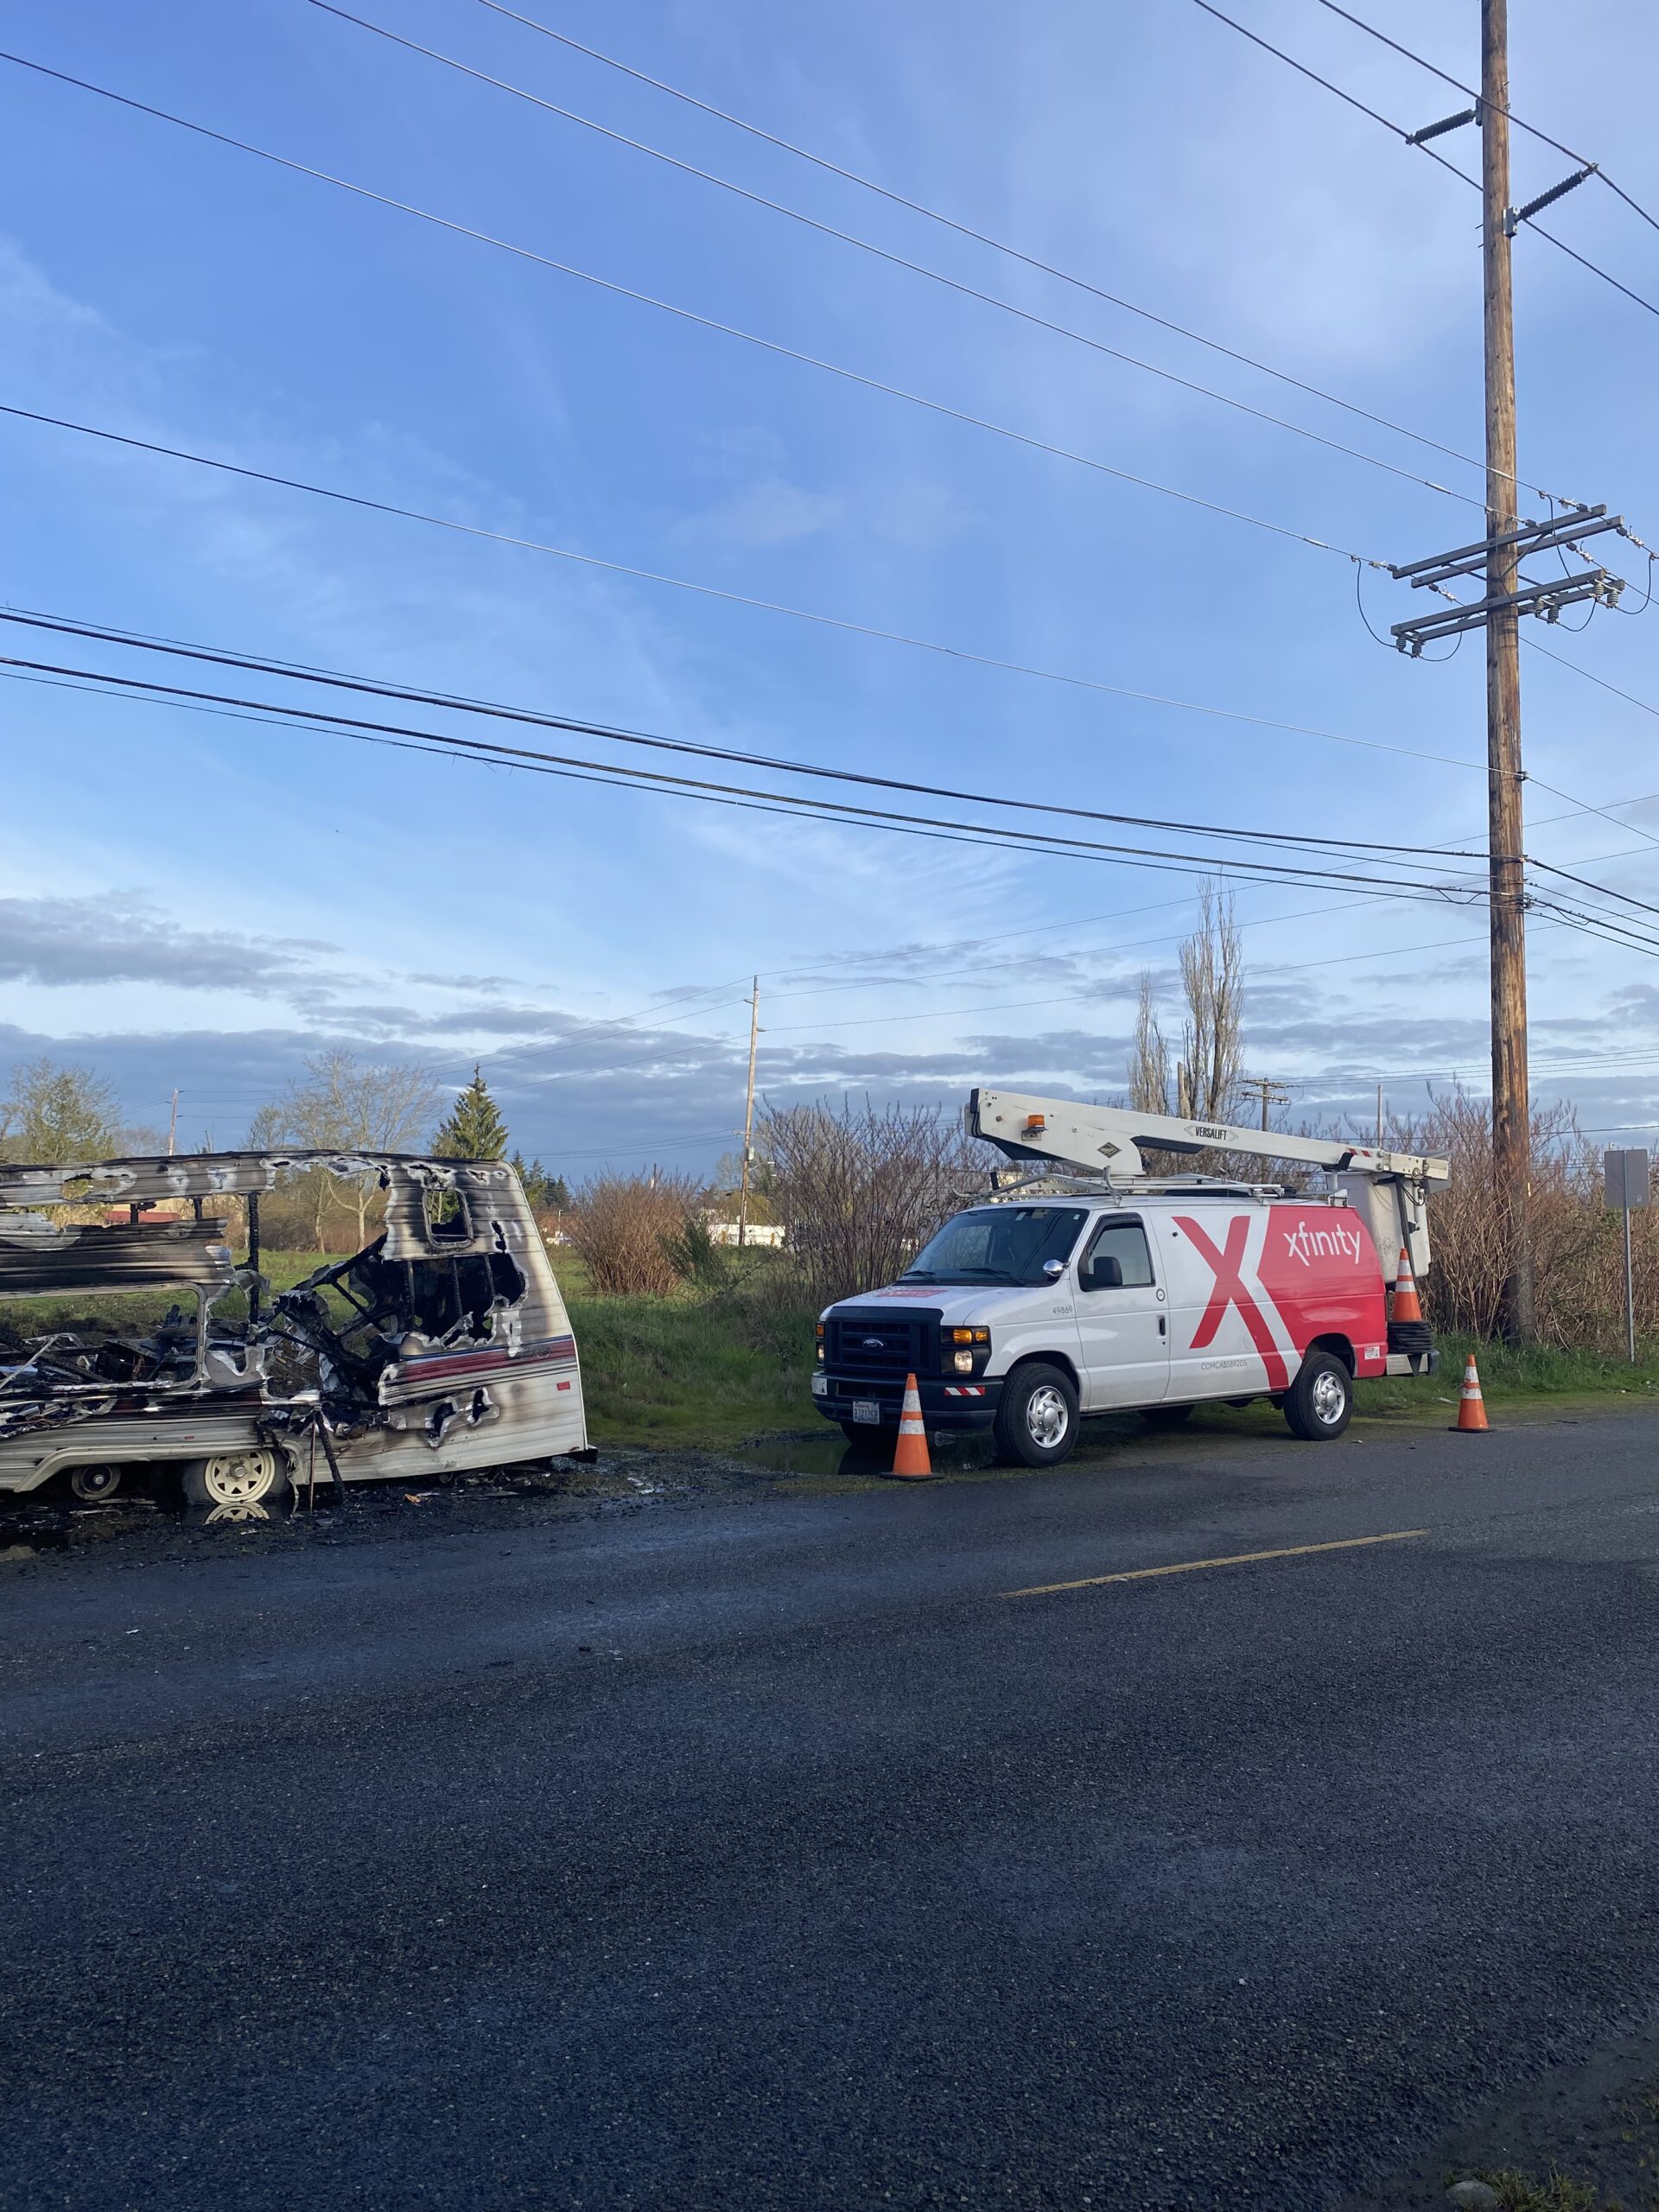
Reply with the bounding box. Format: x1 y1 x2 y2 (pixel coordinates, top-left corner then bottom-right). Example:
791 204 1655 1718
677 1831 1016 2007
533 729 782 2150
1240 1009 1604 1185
1173 1215 1288 1391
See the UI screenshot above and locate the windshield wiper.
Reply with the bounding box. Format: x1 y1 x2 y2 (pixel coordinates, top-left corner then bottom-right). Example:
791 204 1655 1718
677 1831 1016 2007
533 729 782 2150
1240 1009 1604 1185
899 1269 938 1281
953 1266 1017 1281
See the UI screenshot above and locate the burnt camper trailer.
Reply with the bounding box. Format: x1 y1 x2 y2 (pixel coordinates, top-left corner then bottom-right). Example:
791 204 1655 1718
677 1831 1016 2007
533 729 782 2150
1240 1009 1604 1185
0 1151 587 1509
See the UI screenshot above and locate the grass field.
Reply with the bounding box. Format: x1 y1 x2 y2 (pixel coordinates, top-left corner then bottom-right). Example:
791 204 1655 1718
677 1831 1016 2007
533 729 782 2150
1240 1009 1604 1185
7 1241 1656 1452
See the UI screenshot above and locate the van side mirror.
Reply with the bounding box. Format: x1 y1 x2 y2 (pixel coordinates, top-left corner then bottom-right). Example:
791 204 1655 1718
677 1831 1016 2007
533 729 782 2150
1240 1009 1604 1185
1084 1254 1123 1291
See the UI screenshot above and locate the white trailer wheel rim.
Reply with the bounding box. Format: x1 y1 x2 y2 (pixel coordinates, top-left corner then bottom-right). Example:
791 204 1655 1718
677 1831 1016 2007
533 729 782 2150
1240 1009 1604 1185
1311 1370 1347 1425
200 1451 278 1505
1025 1384 1070 1449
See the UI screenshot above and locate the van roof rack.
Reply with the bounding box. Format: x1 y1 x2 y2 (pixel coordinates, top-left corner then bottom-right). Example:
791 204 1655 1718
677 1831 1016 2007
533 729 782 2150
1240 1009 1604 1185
973 1170 1300 1205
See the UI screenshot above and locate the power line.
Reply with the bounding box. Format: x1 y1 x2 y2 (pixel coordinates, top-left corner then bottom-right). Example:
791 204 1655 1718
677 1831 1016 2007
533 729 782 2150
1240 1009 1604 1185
467 0 1565 504
25 600 1659 903
302 0 1484 510
0 653 1502 900
1309 0 1659 240
1190 0 1659 323
34 653 1659 964
0 612 1485 868
0 416 1480 778
0 48 1392 569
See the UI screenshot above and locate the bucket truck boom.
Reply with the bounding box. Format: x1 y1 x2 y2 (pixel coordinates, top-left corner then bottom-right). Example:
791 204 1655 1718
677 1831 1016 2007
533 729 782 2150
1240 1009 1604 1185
965 1088 1449 1280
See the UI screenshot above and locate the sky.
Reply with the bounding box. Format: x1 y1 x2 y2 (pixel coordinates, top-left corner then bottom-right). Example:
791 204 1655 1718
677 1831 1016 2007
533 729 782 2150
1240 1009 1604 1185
3 0 1658 1174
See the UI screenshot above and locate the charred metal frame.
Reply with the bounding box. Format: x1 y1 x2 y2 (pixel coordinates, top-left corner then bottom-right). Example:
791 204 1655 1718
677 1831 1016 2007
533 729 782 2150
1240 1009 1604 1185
0 1149 588 1494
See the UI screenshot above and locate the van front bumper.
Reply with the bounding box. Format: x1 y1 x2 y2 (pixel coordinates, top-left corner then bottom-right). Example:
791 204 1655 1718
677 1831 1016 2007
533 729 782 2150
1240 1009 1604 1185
811 1370 1002 1432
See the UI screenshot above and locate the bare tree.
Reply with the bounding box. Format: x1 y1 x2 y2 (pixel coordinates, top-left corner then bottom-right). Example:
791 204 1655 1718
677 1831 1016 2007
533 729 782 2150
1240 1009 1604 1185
253 1051 442 1249
761 1096 992 1307
1128 973 1173 1116
1128 882 1244 1128
568 1172 700 1296
1179 880 1244 1122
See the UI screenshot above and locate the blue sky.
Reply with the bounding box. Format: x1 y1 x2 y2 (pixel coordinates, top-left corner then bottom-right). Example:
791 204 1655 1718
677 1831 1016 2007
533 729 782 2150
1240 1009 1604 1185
3 0 1658 1173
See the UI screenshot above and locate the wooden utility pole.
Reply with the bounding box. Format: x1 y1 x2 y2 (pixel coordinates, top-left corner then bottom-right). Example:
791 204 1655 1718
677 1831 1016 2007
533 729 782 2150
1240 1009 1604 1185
168 1088 179 1157
1238 1075 1290 1132
1482 0 1534 1341
736 976 760 1249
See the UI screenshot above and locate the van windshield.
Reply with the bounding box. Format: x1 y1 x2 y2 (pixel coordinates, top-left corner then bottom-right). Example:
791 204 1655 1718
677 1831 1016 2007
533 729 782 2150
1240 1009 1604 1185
900 1207 1087 1287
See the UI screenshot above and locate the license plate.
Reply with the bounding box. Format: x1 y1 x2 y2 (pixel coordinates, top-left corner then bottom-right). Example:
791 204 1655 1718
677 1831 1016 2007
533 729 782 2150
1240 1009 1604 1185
851 1400 882 1426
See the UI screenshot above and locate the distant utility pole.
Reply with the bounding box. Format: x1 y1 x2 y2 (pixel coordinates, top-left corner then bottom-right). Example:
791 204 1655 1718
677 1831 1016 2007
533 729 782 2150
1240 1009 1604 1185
1385 0 1611 1343
737 976 760 1249
1238 1075 1290 1132
168 1089 179 1157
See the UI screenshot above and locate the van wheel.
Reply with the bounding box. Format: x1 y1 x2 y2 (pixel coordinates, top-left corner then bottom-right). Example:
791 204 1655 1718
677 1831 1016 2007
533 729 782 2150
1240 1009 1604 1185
1284 1353 1351 1441
1141 1403 1193 1428
994 1364 1078 1468
181 1450 289 1509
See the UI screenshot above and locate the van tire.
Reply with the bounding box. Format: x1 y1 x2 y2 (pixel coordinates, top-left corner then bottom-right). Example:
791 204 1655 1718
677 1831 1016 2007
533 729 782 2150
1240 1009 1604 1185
1141 1403 1193 1428
994 1363 1079 1468
1283 1352 1351 1441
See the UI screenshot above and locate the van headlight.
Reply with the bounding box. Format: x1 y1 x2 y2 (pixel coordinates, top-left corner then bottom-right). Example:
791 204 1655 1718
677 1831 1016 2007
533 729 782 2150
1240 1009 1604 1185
945 1326 990 1376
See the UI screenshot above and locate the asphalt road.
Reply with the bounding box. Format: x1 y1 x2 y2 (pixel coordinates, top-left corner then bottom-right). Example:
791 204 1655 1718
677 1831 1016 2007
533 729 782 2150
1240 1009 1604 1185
4 1409 1659 2210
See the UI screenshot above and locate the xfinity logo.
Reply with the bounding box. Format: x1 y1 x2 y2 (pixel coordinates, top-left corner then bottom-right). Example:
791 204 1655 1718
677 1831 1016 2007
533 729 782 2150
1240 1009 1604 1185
1284 1223 1363 1268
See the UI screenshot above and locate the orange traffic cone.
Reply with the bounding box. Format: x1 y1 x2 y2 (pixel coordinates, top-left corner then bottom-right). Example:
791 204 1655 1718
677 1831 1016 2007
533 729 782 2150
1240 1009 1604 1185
1392 1246 1425 1325
1453 1354 1489 1433
889 1372 936 1479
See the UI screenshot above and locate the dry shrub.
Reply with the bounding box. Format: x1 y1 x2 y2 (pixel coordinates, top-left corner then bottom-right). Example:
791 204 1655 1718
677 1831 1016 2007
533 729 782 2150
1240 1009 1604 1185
568 1172 700 1297
1391 1087 1655 1351
760 1096 994 1309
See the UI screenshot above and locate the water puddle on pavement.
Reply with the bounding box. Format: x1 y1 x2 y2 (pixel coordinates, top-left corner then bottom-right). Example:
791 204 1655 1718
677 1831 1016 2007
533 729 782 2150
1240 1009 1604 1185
732 1429 997 1479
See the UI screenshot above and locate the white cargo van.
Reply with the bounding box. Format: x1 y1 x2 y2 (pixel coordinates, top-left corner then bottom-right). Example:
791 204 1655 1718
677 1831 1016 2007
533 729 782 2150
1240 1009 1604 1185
810 1092 1445 1465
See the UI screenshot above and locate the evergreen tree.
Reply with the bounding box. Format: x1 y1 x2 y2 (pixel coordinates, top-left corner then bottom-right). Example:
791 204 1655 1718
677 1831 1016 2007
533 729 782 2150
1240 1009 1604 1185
510 1151 569 1211
434 1065 509 1161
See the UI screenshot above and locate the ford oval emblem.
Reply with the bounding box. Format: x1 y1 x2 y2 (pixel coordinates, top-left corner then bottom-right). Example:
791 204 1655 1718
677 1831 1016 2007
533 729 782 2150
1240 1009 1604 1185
862 1336 886 1350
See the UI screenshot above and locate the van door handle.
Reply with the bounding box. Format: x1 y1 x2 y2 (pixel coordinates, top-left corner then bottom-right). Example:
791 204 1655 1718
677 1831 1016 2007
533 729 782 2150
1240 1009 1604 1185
1159 1316 1166 1338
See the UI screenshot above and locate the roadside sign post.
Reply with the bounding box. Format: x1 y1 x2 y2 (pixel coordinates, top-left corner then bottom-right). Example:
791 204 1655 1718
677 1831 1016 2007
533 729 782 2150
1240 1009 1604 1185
1605 1148 1650 1363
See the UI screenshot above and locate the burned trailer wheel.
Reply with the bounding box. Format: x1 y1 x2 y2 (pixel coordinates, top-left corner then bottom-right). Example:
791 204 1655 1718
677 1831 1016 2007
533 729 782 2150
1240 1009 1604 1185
181 1449 289 1510
66 1463 124 1503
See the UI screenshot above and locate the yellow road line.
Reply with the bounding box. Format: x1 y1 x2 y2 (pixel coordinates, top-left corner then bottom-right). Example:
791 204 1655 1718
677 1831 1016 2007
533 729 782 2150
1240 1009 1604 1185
1003 1529 1429 1599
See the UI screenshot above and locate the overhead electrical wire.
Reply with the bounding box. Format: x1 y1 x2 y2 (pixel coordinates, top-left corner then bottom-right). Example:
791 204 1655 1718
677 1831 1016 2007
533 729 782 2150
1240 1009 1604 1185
0 48 1390 569
0 540 1484 777
301 0 1484 510
22 652 1659 971
1309 0 1659 240
1189 0 1659 323
0 653 1502 901
0 612 1484 868
23 601 1659 912
11 604 1656 924
466 0 1563 505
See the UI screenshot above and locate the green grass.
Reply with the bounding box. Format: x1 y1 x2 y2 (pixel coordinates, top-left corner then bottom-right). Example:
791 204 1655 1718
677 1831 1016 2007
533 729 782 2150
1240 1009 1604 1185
566 1291 816 1447
9 1243 1659 1452
1360 1332 1659 1425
